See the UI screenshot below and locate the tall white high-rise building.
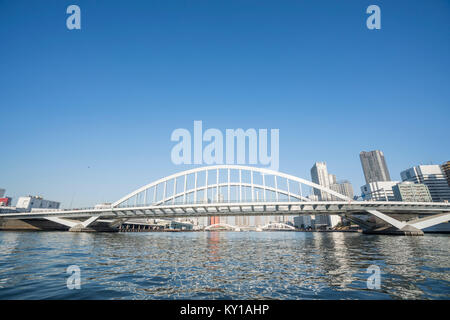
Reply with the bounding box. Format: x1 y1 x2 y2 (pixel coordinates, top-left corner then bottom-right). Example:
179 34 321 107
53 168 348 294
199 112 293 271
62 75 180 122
310 162 331 201
400 165 450 202
360 150 391 184
310 162 343 228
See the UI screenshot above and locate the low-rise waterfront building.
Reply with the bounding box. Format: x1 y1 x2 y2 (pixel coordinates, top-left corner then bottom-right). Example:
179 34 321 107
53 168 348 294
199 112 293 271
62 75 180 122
400 165 450 202
361 181 399 201
16 196 60 212
94 203 112 209
393 182 432 202
0 197 12 207
442 161 450 187
294 215 313 229
313 214 341 229
164 219 193 230
128 218 194 230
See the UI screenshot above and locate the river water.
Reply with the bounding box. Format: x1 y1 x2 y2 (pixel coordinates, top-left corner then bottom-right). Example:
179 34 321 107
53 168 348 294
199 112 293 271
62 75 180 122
0 231 448 299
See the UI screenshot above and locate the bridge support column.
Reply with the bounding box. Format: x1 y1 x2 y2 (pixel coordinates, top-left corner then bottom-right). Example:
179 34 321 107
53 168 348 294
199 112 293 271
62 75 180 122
361 209 423 236
362 224 424 236
44 216 117 232
68 224 86 232
348 210 450 236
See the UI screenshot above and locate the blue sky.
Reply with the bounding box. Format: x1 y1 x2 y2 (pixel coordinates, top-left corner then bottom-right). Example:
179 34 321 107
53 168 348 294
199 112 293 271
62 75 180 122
0 0 449 207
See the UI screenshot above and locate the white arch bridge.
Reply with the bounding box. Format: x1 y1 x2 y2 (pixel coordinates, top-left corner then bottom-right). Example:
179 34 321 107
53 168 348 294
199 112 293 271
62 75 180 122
1 165 450 235
260 223 296 231
204 223 241 231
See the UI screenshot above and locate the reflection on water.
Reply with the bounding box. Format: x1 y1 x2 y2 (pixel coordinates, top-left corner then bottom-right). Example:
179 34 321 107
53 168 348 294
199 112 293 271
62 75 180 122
0 231 448 299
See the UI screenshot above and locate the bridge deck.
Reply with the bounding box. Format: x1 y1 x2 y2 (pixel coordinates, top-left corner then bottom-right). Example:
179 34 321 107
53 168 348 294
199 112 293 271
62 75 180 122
1 201 449 220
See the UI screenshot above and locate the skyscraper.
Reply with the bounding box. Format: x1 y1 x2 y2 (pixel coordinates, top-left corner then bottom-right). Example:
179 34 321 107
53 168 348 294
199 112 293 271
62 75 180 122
360 150 391 184
310 162 342 228
310 162 331 201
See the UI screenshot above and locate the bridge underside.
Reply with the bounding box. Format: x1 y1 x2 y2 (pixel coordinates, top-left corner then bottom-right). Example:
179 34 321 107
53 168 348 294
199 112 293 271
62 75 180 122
0 217 121 232
345 209 450 236
344 213 424 236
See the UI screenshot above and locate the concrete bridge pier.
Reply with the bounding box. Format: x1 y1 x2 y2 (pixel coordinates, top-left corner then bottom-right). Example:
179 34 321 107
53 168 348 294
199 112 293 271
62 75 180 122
362 224 424 236
67 220 120 232
68 224 85 232
43 216 119 232
347 209 450 236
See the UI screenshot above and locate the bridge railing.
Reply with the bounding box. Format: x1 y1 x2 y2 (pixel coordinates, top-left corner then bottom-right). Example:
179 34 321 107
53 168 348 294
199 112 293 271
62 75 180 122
114 198 311 208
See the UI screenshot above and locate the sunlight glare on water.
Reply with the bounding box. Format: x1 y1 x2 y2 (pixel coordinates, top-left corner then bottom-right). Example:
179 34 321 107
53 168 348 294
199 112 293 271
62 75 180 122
0 231 449 299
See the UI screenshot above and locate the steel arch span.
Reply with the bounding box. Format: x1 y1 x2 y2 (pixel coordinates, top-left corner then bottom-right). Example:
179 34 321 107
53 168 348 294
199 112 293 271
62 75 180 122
112 165 350 208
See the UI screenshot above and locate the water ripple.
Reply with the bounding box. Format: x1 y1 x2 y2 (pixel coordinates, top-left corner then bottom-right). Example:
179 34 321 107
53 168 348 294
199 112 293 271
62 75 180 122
0 231 448 299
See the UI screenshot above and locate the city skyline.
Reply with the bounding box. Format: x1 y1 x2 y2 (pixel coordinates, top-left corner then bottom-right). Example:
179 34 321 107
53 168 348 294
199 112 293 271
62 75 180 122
1 1 449 207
